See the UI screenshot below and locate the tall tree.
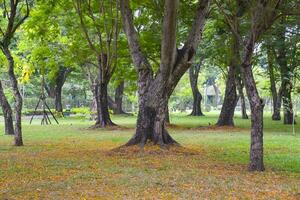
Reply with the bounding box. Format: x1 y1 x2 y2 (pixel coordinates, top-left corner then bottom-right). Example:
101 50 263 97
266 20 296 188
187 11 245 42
265 43 281 120
0 0 30 146
120 0 210 147
216 33 239 126
216 0 284 171
73 0 120 127
273 17 297 124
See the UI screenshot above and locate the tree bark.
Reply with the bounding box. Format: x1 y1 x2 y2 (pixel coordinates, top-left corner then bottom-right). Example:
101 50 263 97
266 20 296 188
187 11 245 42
0 81 15 135
2 46 23 146
241 37 265 171
165 104 170 124
275 18 295 125
55 85 63 113
189 64 204 116
89 55 115 128
108 80 128 115
236 74 248 119
267 45 281 120
216 65 238 126
120 0 210 147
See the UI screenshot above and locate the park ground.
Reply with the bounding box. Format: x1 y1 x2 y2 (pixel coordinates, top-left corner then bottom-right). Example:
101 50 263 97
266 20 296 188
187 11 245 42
0 113 300 199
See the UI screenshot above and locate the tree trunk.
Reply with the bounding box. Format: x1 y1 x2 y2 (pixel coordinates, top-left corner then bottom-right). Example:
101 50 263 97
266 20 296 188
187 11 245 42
0 81 15 135
275 18 295 125
236 75 248 119
126 90 177 147
120 0 210 147
282 82 295 124
273 88 282 121
241 39 265 171
216 65 238 126
266 45 281 120
92 81 115 128
2 46 23 146
189 65 204 116
55 85 63 113
112 81 127 114
165 104 170 124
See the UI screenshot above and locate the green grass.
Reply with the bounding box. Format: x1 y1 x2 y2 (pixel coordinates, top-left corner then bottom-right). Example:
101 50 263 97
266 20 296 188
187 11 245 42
0 113 299 199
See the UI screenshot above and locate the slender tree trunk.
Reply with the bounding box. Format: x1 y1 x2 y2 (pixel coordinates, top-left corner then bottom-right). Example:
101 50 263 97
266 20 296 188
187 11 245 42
282 81 295 124
267 46 281 120
236 76 248 119
275 18 295 125
216 65 238 126
165 104 170 124
0 81 15 135
3 46 23 146
274 88 282 120
241 39 265 171
189 65 204 116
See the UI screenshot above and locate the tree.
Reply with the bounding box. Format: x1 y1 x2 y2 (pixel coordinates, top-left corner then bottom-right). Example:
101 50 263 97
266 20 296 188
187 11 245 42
216 33 239 126
0 81 14 135
273 16 298 124
73 0 120 127
120 0 210 147
189 61 204 116
0 0 30 146
216 0 284 171
265 42 281 120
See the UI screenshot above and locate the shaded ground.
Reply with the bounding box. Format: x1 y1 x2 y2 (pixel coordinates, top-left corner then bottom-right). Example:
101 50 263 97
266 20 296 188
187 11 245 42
0 113 299 199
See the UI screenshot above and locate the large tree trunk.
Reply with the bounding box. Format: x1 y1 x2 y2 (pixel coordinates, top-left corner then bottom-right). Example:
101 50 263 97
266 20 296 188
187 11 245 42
216 65 238 126
126 85 177 147
241 39 265 171
120 0 210 147
267 46 281 120
189 65 204 116
3 46 23 146
0 81 15 135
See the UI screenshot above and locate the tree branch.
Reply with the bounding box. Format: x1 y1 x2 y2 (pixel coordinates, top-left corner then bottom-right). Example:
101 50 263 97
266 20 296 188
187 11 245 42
119 0 152 73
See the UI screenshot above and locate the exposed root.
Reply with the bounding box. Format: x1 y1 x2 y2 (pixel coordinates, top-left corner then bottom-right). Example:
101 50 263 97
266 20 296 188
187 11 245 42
108 143 198 157
192 125 247 132
88 122 119 130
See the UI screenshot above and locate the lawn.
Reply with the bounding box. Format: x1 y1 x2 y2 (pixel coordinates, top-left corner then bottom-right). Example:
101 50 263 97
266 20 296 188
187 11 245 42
0 113 299 199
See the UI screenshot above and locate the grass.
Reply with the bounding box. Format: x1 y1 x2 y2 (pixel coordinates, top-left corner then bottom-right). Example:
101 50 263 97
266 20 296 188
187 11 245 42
0 112 299 199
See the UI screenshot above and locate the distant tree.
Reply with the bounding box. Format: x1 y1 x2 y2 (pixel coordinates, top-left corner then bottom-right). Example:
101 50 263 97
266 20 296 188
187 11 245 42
73 0 120 127
189 61 204 116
